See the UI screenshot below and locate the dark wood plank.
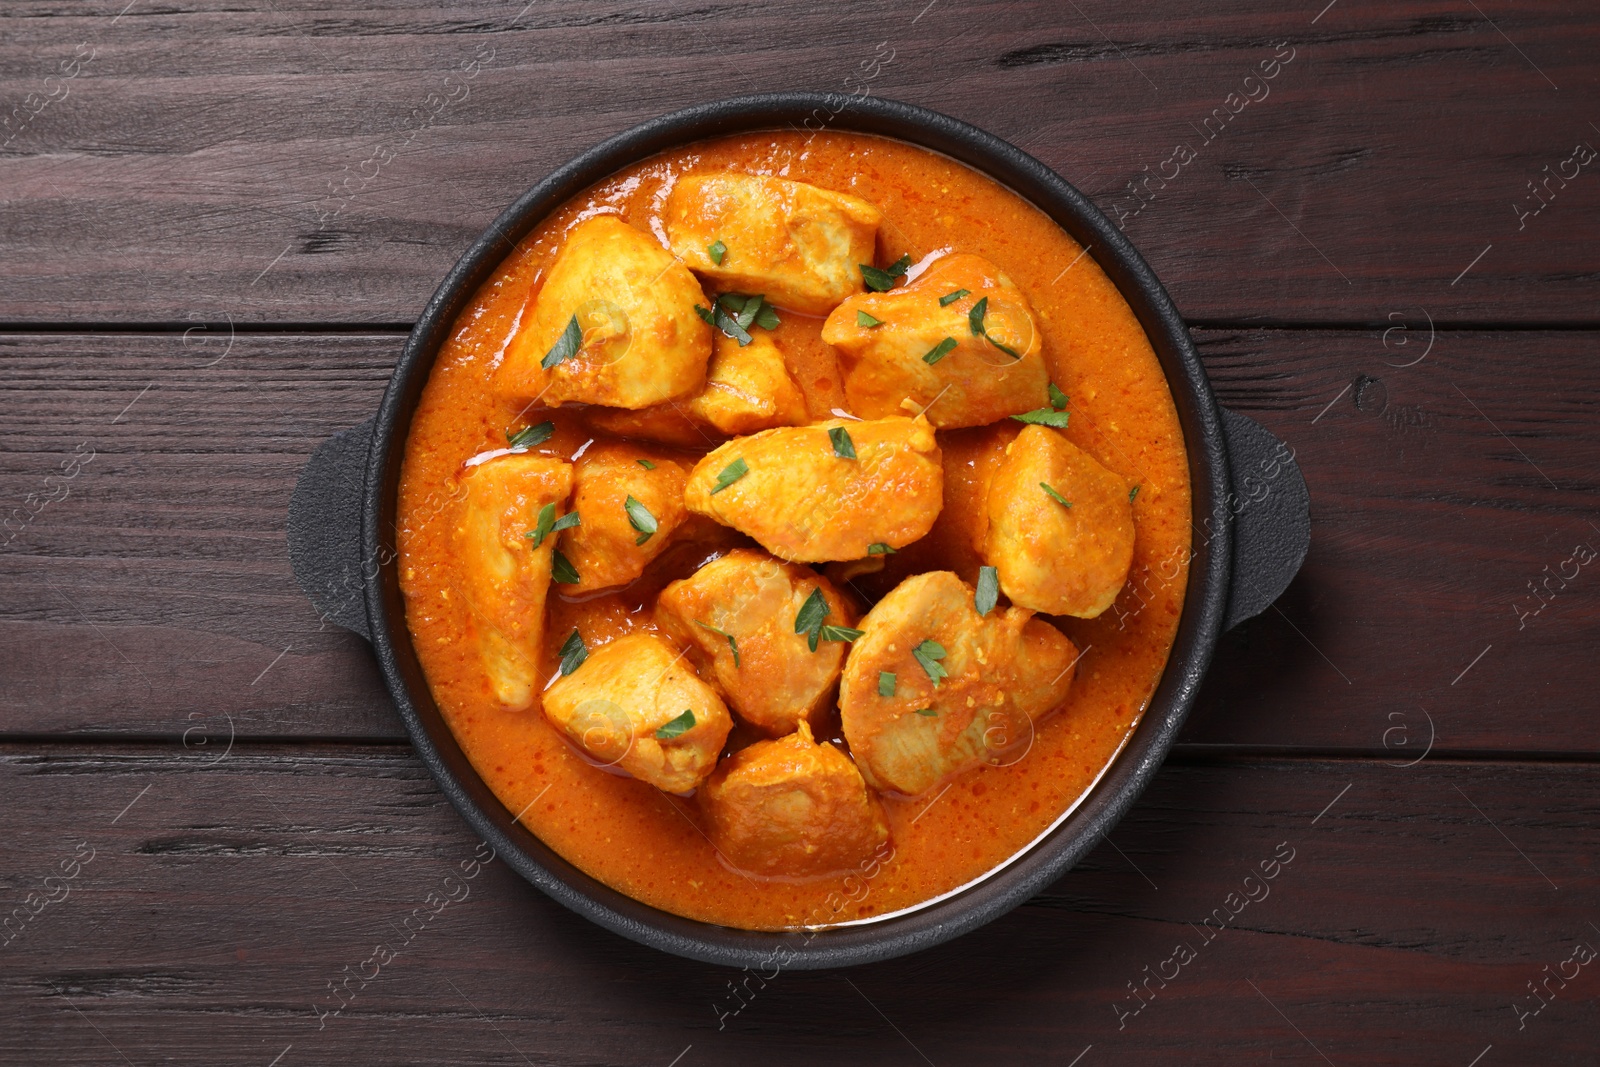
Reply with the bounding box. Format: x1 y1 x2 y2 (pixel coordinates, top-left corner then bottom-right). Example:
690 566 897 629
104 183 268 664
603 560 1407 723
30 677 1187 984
4 328 1597 751
0 1 1596 324
1 746 1593 1063
1187 325 1600 752
0 332 399 739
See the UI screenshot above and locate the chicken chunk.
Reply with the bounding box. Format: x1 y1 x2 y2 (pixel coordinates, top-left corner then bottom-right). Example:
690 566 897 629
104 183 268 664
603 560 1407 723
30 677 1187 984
450 454 574 712
542 632 733 793
984 425 1135 617
836 422 1020 601
821 253 1049 428
839 571 1078 796
665 174 883 315
684 416 943 563
701 722 890 878
687 331 809 436
557 442 690 594
656 549 853 736
497 216 712 409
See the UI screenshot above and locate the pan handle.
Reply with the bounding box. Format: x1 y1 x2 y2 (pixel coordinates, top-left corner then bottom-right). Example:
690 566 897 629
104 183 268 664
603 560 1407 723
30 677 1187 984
1218 408 1310 631
287 418 375 641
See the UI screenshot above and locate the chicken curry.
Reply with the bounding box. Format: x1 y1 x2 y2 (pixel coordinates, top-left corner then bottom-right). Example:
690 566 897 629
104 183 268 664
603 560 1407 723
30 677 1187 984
397 131 1190 931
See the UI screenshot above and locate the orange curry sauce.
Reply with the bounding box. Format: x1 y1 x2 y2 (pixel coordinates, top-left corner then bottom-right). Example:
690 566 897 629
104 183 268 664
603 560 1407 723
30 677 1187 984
397 131 1190 931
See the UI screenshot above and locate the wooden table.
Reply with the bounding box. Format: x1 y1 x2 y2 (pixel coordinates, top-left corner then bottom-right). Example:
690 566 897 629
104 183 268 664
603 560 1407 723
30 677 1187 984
3 2 1596 1063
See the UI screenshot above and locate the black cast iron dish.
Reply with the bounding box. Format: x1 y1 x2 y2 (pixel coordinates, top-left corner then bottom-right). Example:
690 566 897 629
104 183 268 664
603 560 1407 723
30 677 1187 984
288 93 1310 970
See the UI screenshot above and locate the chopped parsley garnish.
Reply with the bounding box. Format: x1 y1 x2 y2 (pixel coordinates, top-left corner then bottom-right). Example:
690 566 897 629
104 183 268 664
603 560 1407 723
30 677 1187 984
967 296 989 336
1048 382 1069 411
638 459 656 470
856 310 883 328
1011 407 1070 428
551 549 580 584
878 671 896 697
707 239 727 265
507 421 555 450
922 337 957 365
696 620 740 668
794 587 831 652
624 495 657 545
695 301 752 346
829 426 857 459
710 457 748 494
968 296 1022 359
558 629 587 676
915 707 938 717
698 293 779 342
1130 484 1141 502
867 542 896 555
913 639 948 686
719 292 780 331
938 288 970 307
975 566 999 616
1040 482 1072 508
541 314 583 369
524 502 580 549
860 253 912 292
655 709 696 740
819 624 864 644
987 335 1023 359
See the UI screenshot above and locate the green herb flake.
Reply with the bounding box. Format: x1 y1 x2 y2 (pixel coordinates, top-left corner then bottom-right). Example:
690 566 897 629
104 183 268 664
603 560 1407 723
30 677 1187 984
878 671 896 697
922 337 958 365
794 586 831 652
720 292 763 331
915 707 939 717
708 239 727 265
913 639 948 686
829 426 857 460
541 314 584 369
696 301 753 346
975 566 999 617
696 620 740 668
558 629 587 676
1010 407 1071 428
638 459 656 470
1048 382 1069 411
716 292 778 332
1130 484 1141 502
551 549 580 585
967 296 989 336
1040 482 1072 508
819 624 865 644
966 295 1023 359
524 502 580 549
624 495 658 545
867 542 897 556
655 708 696 740
856 310 884 328
507 421 555 450
710 457 749 494
938 288 970 308
988 336 1023 360
860 253 913 292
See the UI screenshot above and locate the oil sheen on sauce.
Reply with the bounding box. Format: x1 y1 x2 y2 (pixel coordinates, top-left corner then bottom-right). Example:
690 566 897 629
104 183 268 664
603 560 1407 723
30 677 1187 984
397 131 1191 931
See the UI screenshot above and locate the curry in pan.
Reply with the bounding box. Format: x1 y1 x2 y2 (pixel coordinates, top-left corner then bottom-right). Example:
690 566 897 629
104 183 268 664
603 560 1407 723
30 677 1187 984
397 131 1190 931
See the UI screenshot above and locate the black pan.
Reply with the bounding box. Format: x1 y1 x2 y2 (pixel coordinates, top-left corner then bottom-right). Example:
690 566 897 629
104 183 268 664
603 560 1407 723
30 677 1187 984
287 92 1309 970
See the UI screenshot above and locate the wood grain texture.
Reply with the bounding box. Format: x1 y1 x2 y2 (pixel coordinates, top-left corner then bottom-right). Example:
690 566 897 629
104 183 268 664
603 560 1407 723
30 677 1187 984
0 746 1593 1065
0 0 1596 324
5 329 1597 751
